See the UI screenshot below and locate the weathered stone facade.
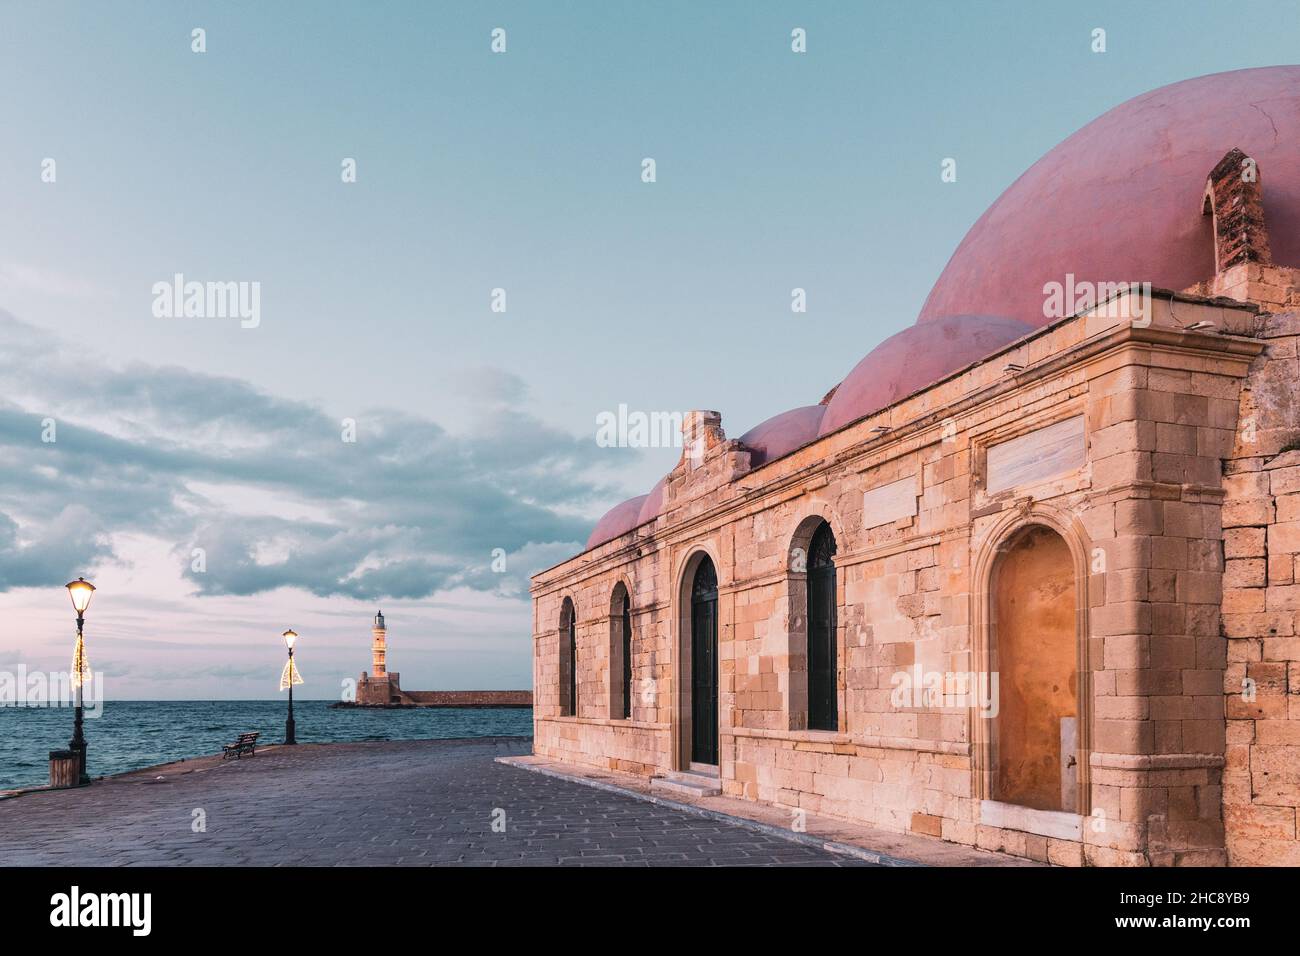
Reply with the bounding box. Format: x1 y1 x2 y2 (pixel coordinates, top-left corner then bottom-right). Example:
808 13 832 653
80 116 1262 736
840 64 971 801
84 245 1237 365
530 143 1300 865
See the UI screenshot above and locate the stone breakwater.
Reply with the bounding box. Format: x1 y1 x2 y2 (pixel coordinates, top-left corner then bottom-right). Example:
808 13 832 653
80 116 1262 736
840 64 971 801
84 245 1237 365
332 690 532 709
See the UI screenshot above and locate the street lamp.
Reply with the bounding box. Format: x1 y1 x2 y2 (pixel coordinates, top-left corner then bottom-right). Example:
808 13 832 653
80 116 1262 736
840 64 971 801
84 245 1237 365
65 576 96 786
281 629 299 745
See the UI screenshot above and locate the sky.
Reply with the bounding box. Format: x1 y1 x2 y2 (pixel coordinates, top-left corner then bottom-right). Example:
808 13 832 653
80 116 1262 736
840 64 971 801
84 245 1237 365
0 0 1297 699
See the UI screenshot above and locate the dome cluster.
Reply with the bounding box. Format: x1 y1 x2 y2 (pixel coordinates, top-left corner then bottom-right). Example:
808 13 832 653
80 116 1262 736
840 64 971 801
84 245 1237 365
587 67 1300 551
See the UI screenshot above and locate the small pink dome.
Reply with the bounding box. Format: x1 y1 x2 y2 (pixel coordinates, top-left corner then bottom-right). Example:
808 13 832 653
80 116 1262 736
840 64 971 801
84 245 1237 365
636 477 667 525
819 315 1033 436
738 405 826 467
586 495 649 549
919 66 1300 329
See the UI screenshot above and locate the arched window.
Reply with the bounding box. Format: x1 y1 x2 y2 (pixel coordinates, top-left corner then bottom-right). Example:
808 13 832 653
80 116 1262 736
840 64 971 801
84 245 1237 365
621 592 632 719
806 521 838 731
560 597 577 717
610 583 633 720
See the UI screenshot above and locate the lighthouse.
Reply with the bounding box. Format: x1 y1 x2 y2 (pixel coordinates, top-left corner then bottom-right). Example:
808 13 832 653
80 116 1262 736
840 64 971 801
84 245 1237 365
356 610 402 705
371 610 387 677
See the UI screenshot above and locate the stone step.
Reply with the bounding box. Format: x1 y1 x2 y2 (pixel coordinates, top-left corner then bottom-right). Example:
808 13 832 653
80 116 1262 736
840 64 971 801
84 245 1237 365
650 770 722 798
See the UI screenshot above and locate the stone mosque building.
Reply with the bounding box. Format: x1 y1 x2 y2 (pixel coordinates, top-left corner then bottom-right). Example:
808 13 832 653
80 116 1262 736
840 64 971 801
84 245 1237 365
529 67 1300 866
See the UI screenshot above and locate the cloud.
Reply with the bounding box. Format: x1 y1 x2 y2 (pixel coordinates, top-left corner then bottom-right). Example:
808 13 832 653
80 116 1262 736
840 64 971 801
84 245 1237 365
449 367 530 407
0 262 115 301
0 310 617 600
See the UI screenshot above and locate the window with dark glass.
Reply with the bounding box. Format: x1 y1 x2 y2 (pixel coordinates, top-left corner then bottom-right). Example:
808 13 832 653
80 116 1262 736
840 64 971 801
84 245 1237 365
807 522 838 731
621 593 632 719
690 557 719 764
561 598 577 717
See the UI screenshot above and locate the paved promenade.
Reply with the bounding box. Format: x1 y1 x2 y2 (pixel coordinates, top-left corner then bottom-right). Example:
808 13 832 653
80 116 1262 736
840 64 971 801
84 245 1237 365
0 737 866 866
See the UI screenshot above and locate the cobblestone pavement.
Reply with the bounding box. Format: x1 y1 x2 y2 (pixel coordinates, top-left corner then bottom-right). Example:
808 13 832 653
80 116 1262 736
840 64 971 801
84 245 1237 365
0 737 869 866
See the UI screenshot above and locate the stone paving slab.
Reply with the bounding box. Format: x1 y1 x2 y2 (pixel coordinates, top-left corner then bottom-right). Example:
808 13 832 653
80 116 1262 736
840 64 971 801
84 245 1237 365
497 754 1042 867
0 737 869 867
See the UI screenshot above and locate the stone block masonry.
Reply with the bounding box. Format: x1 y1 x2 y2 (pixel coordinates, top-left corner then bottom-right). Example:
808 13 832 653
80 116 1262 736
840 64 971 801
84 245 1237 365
1219 312 1300 865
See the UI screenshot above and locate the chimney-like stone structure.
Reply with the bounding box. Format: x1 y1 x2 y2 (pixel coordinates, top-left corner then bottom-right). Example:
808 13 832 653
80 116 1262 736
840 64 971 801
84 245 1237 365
679 409 725 470
1203 146 1272 272
661 410 753 521
1185 150 1298 316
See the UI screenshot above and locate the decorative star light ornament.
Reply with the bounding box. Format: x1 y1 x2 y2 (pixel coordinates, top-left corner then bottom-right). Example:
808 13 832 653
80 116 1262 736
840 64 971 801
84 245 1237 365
279 657 304 691
70 632 91 690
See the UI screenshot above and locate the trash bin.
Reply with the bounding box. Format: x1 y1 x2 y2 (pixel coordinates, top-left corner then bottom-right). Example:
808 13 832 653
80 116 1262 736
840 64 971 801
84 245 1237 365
49 750 79 789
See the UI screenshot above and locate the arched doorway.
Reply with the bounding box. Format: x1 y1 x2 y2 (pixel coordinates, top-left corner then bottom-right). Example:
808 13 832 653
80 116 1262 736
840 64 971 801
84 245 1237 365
991 524 1079 812
690 556 719 765
807 522 838 731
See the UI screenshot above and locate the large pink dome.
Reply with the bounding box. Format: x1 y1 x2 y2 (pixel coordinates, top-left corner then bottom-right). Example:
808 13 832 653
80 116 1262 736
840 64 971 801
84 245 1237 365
919 66 1300 328
636 477 666 525
819 315 1033 436
739 405 826 467
584 68 1300 554
586 495 648 549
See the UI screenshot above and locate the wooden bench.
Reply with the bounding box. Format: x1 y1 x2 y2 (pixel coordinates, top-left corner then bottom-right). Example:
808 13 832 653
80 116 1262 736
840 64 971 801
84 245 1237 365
222 732 259 760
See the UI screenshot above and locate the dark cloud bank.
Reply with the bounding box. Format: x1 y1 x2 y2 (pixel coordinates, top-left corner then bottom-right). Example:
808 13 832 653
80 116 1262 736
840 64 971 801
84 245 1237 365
0 311 610 600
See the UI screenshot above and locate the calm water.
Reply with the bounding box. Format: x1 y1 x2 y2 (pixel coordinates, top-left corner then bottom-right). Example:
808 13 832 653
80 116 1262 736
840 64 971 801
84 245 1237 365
0 700 533 791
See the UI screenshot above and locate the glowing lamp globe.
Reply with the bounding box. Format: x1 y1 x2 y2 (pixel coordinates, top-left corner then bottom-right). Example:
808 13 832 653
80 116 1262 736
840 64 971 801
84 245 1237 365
65 577 96 616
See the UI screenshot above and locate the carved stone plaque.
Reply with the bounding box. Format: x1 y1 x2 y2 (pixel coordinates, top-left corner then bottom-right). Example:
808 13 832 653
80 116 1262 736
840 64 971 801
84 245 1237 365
862 476 918 529
985 415 1085 494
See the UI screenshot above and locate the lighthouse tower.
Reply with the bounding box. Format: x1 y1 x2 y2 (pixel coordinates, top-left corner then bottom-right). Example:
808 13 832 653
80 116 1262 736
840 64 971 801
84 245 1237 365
371 610 387 677
356 610 402 705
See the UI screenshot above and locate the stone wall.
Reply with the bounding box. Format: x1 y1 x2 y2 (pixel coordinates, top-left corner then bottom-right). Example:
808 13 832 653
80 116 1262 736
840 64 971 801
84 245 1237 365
1221 303 1300 865
357 671 400 705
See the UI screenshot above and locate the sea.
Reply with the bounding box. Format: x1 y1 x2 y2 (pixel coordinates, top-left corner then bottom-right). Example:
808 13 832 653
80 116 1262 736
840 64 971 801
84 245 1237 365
0 700 533 791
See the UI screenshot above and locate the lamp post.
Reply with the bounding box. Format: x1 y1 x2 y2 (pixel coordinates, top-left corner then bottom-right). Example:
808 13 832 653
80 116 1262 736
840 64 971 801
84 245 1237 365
65 577 96 786
282 629 298 745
